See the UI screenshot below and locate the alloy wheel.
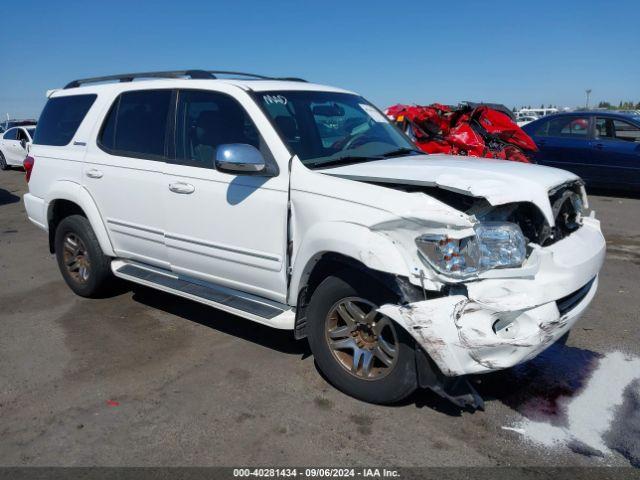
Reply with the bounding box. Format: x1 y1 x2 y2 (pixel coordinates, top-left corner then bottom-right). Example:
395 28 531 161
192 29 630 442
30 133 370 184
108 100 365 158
62 233 91 283
324 297 399 380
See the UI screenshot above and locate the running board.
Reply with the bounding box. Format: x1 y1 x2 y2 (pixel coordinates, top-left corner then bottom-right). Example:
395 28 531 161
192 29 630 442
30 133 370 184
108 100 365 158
111 259 295 329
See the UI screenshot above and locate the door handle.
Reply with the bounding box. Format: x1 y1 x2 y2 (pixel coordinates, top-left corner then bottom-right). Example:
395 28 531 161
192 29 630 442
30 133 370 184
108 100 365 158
593 143 605 150
86 169 103 179
169 182 195 194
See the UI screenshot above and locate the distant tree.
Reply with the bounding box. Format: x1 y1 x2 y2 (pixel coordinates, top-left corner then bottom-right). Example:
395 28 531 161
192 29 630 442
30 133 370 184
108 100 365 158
619 101 623 108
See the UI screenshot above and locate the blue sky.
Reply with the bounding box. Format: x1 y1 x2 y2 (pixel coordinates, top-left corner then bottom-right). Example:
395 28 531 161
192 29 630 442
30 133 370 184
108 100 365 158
1 0 639 119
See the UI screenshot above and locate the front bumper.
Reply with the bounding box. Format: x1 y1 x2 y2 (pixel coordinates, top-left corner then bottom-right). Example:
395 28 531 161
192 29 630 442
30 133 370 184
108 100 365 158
380 217 605 376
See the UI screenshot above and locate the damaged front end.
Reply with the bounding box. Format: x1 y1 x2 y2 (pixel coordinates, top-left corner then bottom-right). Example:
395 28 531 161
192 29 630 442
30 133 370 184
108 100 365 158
315 158 605 409
377 181 604 409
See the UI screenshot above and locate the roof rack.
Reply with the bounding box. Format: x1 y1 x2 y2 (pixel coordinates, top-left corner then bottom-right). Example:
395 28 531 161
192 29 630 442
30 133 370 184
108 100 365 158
63 70 307 89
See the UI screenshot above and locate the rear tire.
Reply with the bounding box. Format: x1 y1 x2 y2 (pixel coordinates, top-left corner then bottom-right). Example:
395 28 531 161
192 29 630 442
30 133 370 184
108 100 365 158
307 271 418 404
0 151 8 170
54 215 113 297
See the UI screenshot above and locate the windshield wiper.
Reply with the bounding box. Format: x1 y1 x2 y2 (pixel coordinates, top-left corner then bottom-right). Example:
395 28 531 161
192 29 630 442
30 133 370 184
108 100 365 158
307 155 383 169
306 148 422 169
380 147 423 158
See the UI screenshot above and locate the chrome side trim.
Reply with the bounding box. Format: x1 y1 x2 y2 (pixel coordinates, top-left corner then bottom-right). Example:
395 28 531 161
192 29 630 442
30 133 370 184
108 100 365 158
106 218 164 235
165 232 281 262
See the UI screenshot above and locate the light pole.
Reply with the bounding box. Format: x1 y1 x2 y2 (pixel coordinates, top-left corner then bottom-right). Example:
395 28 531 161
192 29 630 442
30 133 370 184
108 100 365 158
585 89 592 109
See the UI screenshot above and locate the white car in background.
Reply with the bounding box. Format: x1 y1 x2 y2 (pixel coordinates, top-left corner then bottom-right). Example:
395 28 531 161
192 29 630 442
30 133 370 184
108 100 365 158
516 115 539 127
0 125 36 170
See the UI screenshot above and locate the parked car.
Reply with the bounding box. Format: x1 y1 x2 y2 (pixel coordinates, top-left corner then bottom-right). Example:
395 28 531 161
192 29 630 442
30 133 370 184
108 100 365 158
523 112 640 190
517 107 559 118
516 115 539 127
23 70 605 408
0 125 36 170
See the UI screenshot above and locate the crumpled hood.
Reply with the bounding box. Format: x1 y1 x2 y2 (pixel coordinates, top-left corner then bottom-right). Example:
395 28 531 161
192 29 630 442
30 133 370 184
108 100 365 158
318 154 580 225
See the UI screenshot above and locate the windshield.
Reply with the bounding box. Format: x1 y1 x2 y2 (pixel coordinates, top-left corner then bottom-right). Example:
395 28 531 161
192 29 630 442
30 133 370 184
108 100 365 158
256 91 419 168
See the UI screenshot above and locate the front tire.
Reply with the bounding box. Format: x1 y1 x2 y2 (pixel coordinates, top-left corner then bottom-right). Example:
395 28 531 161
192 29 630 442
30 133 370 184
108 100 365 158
307 271 418 404
54 215 113 297
0 151 8 170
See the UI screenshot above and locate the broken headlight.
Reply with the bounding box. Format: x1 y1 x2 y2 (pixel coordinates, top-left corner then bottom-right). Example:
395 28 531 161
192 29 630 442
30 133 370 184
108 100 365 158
415 222 527 278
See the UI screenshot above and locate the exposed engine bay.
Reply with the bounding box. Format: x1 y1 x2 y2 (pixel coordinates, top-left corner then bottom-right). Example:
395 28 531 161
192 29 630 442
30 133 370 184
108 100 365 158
370 179 586 247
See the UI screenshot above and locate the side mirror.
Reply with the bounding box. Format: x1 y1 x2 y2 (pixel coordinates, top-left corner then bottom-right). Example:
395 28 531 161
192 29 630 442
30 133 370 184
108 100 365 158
215 144 266 175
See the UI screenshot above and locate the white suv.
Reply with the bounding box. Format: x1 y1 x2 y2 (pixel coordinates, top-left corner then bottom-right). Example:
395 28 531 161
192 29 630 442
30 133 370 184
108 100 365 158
23 70 605 408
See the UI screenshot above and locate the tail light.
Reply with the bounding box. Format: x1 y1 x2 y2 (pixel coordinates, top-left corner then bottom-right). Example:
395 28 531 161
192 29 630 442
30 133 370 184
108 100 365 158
23 155 35 182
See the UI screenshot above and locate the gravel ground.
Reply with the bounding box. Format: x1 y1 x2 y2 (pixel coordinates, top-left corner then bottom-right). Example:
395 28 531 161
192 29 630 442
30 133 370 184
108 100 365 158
0 168 639 468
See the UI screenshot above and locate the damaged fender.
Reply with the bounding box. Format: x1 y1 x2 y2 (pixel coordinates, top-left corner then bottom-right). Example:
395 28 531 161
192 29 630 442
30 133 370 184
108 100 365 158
288 221 413 305
288 214 475 305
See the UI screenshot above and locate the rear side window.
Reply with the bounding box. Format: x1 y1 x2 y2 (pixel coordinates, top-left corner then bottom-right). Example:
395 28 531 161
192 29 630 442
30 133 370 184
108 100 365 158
3 128 17 140
99 90 172 159
612 119 640 142
33 94 96 146
17 129 30 142
536 116 589 138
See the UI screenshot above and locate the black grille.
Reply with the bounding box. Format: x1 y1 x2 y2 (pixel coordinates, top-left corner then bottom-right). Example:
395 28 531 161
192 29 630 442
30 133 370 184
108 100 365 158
556 277 596 316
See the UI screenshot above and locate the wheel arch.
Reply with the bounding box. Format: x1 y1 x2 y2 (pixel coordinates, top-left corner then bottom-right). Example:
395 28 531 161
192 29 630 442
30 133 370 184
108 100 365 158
289 222 413 304
45 181 115 256
290 222 423 340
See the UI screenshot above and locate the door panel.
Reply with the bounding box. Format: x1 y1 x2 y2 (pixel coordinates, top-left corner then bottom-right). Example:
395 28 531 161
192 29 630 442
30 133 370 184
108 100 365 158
164 165 288 300
12 129 30 165
533 115 596 180
82 89 172 269
163 89 289 302
82 155 168 268
6 140 24 164
591 118 640 187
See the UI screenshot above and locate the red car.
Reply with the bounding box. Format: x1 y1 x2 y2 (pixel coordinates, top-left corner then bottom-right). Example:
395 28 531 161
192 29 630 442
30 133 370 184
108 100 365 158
386 103 538 163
